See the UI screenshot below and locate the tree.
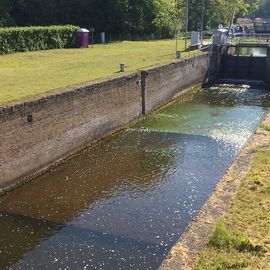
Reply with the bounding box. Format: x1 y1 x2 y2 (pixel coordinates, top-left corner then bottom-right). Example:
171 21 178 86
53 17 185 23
252 0 270 18
0 0 15 26
188 0 262 31
153 0 185 37
0 0 264 35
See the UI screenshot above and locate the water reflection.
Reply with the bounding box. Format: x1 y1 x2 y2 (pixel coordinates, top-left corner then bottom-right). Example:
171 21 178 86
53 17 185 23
0 83 269 269
227 47 267 57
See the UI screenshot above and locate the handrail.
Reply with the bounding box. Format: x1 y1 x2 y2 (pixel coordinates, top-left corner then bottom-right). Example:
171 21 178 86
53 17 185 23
227 33 270 45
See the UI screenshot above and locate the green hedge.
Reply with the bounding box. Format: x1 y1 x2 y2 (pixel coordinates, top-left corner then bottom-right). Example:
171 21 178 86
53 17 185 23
0 25 79 54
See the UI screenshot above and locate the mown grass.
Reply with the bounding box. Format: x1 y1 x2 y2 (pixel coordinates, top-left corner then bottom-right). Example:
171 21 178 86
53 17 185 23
0 39 196 105
260 123 270 131
196 138 270 269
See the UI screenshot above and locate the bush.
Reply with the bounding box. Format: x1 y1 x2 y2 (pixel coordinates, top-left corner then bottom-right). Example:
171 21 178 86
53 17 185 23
209 223 264 254
0 25 79 54
260 123 270 131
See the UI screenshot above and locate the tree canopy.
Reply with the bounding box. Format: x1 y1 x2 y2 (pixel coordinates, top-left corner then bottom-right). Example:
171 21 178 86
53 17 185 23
0 0 264 37
252 0 270 18
188 0 262 31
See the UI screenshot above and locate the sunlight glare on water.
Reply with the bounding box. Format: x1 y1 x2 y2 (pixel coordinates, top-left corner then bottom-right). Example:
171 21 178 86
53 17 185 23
0 83 269 270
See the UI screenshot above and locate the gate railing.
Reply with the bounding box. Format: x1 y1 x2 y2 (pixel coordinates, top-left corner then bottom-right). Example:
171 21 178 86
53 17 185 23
228 33 270 45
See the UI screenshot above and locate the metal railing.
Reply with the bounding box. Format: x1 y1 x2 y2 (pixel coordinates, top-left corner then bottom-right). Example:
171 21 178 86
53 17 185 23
228 33 270 45
181 44 210 60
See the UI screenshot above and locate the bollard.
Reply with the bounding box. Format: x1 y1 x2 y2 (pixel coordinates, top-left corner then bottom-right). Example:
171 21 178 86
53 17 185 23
100 32 106 44
120 63 125 72
176 51 181 59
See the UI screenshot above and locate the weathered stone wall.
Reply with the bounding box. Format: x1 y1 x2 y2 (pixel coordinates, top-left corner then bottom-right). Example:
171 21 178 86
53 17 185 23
208 45 227 82
0 74 142 189
141 53 210 113
0 53 212 191
266 47 270 86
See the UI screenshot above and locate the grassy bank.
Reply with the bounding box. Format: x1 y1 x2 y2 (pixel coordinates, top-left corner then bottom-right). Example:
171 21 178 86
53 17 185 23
196 124 270 269
0 39 196 105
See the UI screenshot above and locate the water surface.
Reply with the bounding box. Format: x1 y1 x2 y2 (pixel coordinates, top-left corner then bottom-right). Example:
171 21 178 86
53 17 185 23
228 47 267 57
0 83 269 269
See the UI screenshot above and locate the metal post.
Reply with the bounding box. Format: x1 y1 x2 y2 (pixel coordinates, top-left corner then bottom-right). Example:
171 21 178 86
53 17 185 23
90 27 95 48
201 0 205 44
175 0 180 58
176 30 178 52
229 10 235 36
185 0 189 51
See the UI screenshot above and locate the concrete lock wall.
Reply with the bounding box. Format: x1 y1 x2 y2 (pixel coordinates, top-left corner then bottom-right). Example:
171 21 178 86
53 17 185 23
141 53 210 113
0 53 211 190
0 74 142 190
266 47 270 86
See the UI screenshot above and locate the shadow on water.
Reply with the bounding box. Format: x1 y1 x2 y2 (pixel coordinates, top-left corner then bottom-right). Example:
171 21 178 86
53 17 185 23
1 83 270 269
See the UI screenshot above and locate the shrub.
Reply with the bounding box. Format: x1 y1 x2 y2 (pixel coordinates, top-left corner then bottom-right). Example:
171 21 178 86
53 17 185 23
0 25 79 54
260 123 270 131
209 223 264 254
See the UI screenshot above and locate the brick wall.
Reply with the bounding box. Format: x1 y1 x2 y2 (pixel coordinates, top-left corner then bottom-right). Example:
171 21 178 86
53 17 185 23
142 53 210 113
0 74 142 189
0 53 211 191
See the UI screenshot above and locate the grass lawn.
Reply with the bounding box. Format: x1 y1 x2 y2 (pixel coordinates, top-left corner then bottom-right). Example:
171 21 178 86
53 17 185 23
196 125 270 270
0 39 196 105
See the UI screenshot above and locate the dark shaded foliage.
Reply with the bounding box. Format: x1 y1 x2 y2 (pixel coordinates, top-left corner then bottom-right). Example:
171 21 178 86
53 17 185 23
0 25 78 54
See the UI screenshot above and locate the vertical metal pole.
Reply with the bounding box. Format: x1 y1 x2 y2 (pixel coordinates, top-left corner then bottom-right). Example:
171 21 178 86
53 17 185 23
185 0 189 51
176 30 178 52
229 10 235 34
201 0 205 44
175 0 178 54
92 31 94 48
